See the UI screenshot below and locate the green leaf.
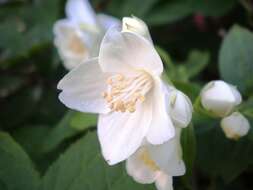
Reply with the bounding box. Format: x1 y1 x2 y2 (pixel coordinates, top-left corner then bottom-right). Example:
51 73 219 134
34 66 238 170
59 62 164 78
41 111 96 153
12 125 50 159
173 81 201 101
192 0 237 17
145 0 237 25
196 124 253 183
183 50 210 79
238 97 253 141
11 125 58 174
41 111 82 153
0 131 40 190
70 112 97 131
145 0 193 25
159 49 209 83
155 46 175 70
106 0 236 25
106 0 157 20
0 85 42 129
219 25 253 93
41 132 155 190
181 124 196 177
239 97 253 118
0 0 60 67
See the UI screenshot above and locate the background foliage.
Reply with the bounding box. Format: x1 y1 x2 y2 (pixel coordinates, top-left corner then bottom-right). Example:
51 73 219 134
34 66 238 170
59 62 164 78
0 0 253 189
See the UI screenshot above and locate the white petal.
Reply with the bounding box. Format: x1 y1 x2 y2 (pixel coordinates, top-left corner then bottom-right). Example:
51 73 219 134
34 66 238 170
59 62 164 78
146 78 175 144
99 27 163 75
155 173 173 190
57 58 110 113
122 16 152 43
126 147 157 184
60 56 87 70
98 100 152 165
66 0 97 27
230 85 242 105
97 13 121 31
53 20 94 49
53 19 75 38
147 128 186 176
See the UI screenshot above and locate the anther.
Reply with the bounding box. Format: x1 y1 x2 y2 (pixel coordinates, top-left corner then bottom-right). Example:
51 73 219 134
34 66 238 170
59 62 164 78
102 71 153 113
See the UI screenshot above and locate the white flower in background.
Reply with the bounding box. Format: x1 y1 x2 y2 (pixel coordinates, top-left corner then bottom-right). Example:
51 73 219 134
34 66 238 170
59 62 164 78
126 129 185 190
53 0 120 70
58 17 193 165
167 87 193 128
200 80 242 117
221 112 250 140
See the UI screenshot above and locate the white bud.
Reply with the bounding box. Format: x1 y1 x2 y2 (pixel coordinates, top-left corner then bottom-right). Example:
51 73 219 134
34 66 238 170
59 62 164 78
168 89 193 128
200 80 242 117
221 112 250 140
122 16 152 42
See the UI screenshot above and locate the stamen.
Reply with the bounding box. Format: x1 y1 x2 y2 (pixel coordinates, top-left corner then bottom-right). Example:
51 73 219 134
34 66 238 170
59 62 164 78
139 149 160 171
102 71 153 113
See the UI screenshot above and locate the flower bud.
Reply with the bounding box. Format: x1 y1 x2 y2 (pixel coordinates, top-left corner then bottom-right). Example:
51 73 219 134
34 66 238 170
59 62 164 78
221 112 250 140
122 16 152 42
200 80 242 117
168 89 193 128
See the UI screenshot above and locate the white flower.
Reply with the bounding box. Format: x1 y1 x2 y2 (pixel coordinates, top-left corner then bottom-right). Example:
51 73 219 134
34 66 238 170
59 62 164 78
200 80 242 117
126 129 185 190
167 87 193 128
58 24 178 165
221 112 250 140
53 0 120 70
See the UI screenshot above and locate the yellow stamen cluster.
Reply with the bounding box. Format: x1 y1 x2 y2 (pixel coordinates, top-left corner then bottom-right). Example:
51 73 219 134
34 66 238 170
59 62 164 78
139 149 160 171
102 72 152 113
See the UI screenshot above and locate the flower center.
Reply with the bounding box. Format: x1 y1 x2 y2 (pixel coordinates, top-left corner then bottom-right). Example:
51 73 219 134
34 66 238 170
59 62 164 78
68 34 87 55
102 71 153 113
139 149 160 171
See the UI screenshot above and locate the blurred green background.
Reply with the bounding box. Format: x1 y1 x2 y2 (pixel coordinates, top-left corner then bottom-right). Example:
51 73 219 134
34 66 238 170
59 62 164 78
0 0 253 190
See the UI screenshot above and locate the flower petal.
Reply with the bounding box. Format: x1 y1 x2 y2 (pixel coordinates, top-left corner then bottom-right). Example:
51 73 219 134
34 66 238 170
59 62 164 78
57 58 110 114
122 16 153 43
146 78 175 144
99 27 163 75
126 147 157 184
98 100 152 165
65 0 97 27
53 19 75 38
155 173 173 190
147 128 186 176
97 13 121 31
